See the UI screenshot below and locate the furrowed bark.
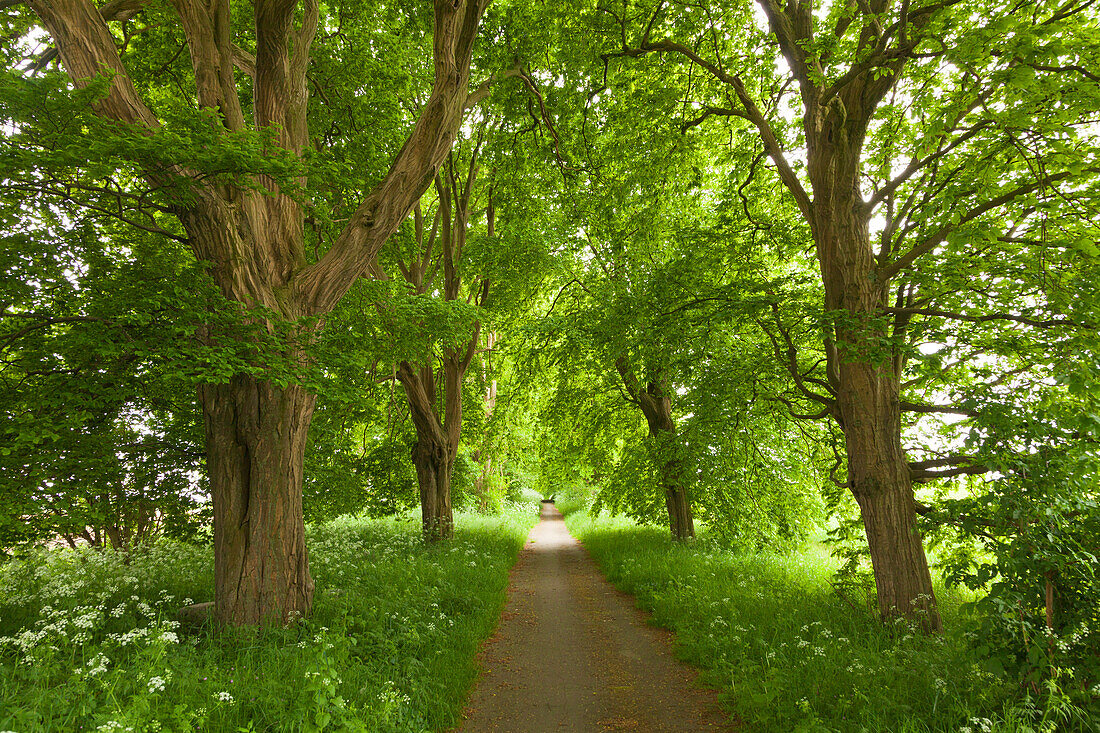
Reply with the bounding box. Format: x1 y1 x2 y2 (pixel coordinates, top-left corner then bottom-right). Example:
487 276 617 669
843 360 939 629
200 375 315 625
397 361 455 541
397 325 480 541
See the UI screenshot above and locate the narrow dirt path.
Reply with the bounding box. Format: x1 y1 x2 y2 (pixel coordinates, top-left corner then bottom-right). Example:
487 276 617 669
454 503 737 732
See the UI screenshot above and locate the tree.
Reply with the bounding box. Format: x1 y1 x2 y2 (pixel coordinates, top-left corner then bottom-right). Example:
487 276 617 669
378 95 557 537
0 220 210 553
387 152 492 541
8 0 491 624
598 0 1100 630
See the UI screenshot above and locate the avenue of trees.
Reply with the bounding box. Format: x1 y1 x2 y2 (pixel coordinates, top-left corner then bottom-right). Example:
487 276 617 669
2 0 1098 699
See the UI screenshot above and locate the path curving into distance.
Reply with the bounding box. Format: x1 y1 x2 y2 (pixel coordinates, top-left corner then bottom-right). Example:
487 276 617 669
455 502 738 732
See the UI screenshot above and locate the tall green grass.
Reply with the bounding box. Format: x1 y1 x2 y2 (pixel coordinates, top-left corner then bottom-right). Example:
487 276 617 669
566 509 1096 733
0 504 537 732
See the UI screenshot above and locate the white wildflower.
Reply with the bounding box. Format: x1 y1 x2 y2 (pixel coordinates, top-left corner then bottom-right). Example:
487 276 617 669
97 722 132 733
86 653 110 677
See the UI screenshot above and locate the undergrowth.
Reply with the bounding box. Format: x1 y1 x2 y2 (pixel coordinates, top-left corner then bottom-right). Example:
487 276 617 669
564 509 1099 733
0 503 537 732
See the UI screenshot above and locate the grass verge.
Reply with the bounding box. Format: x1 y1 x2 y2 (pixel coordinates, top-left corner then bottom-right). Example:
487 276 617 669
0 503 537 732
565 509 1095 733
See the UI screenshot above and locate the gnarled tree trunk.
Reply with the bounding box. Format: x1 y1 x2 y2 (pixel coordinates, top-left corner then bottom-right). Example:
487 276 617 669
200 376 315 624
398 353 473 541
411 432 454 542
834 307 939 629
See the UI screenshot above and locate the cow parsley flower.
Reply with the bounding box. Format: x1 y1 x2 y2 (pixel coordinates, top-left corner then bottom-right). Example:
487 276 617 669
86 653 109 677
97 722 132 733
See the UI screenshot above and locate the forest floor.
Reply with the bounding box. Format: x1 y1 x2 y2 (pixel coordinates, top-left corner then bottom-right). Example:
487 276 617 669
454 502 737 732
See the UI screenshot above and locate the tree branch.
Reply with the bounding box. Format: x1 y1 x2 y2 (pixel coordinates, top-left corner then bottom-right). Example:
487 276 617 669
910 462 990 482
27 0 160 128
464 64 522 109
878 169 1082 281
606 37 813 221
294 0 490 315
756 0 818 100
882 306 1093 330
614 355 641 405
866 116 990 210
900 401 976 416
680 105 751 132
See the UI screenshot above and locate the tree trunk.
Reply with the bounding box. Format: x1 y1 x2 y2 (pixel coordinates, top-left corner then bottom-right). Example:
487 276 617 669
397 358 469 542
473 453 493 512
412 432 454 541
809 112 941 631
649 405 695 540
829 266 941 628
844 370 940 630
199 374 315 625
615 359 695 540
652 419 695 541
663 478 694 541
647 390 694 540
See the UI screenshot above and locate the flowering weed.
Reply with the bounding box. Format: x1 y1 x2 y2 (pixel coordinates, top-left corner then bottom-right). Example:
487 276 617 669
0 503 536 731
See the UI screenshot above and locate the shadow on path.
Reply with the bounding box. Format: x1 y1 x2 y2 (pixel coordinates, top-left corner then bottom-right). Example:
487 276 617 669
455 502 738 732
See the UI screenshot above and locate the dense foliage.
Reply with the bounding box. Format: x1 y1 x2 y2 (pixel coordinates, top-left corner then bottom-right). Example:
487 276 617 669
1 0 1098 726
